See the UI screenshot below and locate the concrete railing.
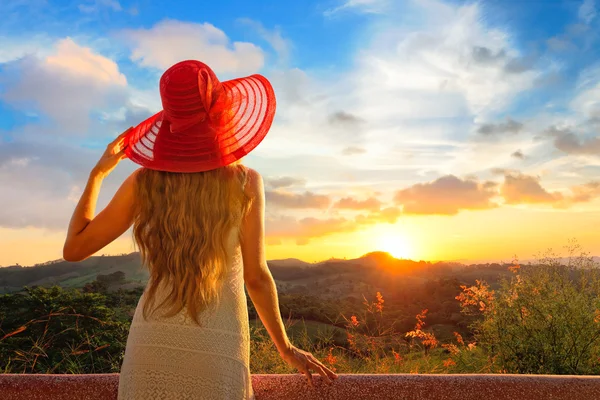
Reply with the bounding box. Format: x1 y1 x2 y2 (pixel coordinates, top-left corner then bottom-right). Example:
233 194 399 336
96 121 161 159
1 373 600 399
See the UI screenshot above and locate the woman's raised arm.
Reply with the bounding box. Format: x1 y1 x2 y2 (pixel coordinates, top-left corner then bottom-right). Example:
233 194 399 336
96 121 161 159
63 128 137 262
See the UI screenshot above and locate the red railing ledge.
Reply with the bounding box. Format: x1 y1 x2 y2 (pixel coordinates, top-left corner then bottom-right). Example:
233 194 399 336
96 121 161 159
1 373 600 399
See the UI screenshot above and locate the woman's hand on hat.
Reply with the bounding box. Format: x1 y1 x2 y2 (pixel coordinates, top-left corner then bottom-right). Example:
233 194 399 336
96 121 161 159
92 127 132 179
280 344 338 387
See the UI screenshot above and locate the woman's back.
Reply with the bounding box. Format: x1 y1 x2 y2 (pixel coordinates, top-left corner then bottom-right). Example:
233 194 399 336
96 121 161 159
118 189 254 399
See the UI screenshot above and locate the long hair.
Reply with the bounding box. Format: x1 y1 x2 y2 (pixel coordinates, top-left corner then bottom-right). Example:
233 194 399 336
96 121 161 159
133 163 250 325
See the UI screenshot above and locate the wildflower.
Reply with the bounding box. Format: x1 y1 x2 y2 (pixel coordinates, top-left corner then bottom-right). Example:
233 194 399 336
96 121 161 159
350 315 360 327
443 359 456 368
375 292 384 312
442 343 460 356
347 333 356 349
392 349 403 364
324 347 337 371
594 310 600 324
415 309 428 331
508 263 520 274
453 332 464 346
422 333 439 351
456 280 495 315
467 342 476 351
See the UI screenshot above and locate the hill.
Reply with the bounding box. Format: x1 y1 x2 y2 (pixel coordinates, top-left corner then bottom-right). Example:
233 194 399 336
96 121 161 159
0 251 516 295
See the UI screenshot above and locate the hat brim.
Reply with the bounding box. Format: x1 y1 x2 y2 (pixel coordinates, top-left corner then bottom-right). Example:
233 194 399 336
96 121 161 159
124 74 276 173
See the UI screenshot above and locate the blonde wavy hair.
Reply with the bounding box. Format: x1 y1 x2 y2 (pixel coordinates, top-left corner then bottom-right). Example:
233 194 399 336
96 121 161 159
133 163 251 325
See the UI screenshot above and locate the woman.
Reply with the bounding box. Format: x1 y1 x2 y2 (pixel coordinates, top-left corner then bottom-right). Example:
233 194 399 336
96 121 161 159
63 60 337 399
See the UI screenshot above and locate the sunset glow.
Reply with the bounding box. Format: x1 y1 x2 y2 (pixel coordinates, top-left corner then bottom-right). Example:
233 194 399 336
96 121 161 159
1 0 600 267
377 234 412 260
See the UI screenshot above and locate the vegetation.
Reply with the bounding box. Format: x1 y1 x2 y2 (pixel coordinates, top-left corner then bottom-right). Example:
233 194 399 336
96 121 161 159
1 245 600 375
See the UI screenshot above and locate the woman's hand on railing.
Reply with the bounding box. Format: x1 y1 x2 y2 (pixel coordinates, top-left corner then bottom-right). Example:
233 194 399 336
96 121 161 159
280 344 338 387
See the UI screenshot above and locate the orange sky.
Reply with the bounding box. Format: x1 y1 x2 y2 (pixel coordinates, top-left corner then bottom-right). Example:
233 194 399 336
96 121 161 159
2 200 598 267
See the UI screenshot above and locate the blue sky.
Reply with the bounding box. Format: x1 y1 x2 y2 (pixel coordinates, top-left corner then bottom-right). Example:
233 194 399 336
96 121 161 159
1 0 600 265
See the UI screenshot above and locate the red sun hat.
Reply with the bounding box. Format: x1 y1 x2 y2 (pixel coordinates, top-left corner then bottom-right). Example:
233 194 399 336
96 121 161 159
124 60 276 173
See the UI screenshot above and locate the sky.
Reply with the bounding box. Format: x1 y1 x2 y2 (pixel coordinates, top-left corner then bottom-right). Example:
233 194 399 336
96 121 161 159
1 0 600 266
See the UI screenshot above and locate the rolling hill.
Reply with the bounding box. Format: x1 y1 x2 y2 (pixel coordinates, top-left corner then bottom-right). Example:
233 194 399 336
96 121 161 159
0 251 517 295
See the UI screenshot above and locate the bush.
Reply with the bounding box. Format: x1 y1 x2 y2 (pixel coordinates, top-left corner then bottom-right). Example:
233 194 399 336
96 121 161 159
456 244 600 374
0 286 128 373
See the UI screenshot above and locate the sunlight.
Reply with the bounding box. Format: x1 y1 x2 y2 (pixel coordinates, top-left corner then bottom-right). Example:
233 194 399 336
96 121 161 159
378 233 412 259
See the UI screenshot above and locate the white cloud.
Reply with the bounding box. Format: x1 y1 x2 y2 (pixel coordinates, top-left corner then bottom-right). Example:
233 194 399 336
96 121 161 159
238 19 291 66
325 0 389 16
0 134 137 230
0 35 54 64
571 63 600 119
350 2 540 123
255 0 547 193
45 38 126 85
2 38 128 133
122 20 265 75
79 0 122 13
579 0 597 24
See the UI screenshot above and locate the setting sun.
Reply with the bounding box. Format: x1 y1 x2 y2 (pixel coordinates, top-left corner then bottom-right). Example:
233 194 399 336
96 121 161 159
378 233 412 259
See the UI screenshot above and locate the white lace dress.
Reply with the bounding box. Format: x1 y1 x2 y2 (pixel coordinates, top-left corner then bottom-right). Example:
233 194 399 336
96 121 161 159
118 227 254 399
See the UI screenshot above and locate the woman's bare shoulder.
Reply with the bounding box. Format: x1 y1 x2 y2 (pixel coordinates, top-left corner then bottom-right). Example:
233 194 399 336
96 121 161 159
243 167 264 196
122 167 144 189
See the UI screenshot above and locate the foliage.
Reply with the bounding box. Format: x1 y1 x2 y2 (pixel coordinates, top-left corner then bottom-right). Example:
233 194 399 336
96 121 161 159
3 244 600 376
0 286 129 373
456 244 600 374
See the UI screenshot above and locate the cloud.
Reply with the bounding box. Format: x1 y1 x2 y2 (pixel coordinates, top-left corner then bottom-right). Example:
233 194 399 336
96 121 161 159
122 19 265 75
0 35 55 64
265 203 402 244
0 36 142 232
0 136 136 230
265 176 307 189
547 37 577 52
265 215 356 242
328 111 364 126
347 1 544 127
501 173 563 205
500 172 600 206
265 191 331 209
470 46 536 75
570 64 600 119
237 19 291 65
477 118 524 136
341 146 367 155
511 150 525 159
579 0 597 24
2 38 128 133
333 196 382 211
547 126 600 155
78 0 122 13
471 46 506 65
324 0 388 16
394 175 498 215
571 181 600 202
355 206 401 224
